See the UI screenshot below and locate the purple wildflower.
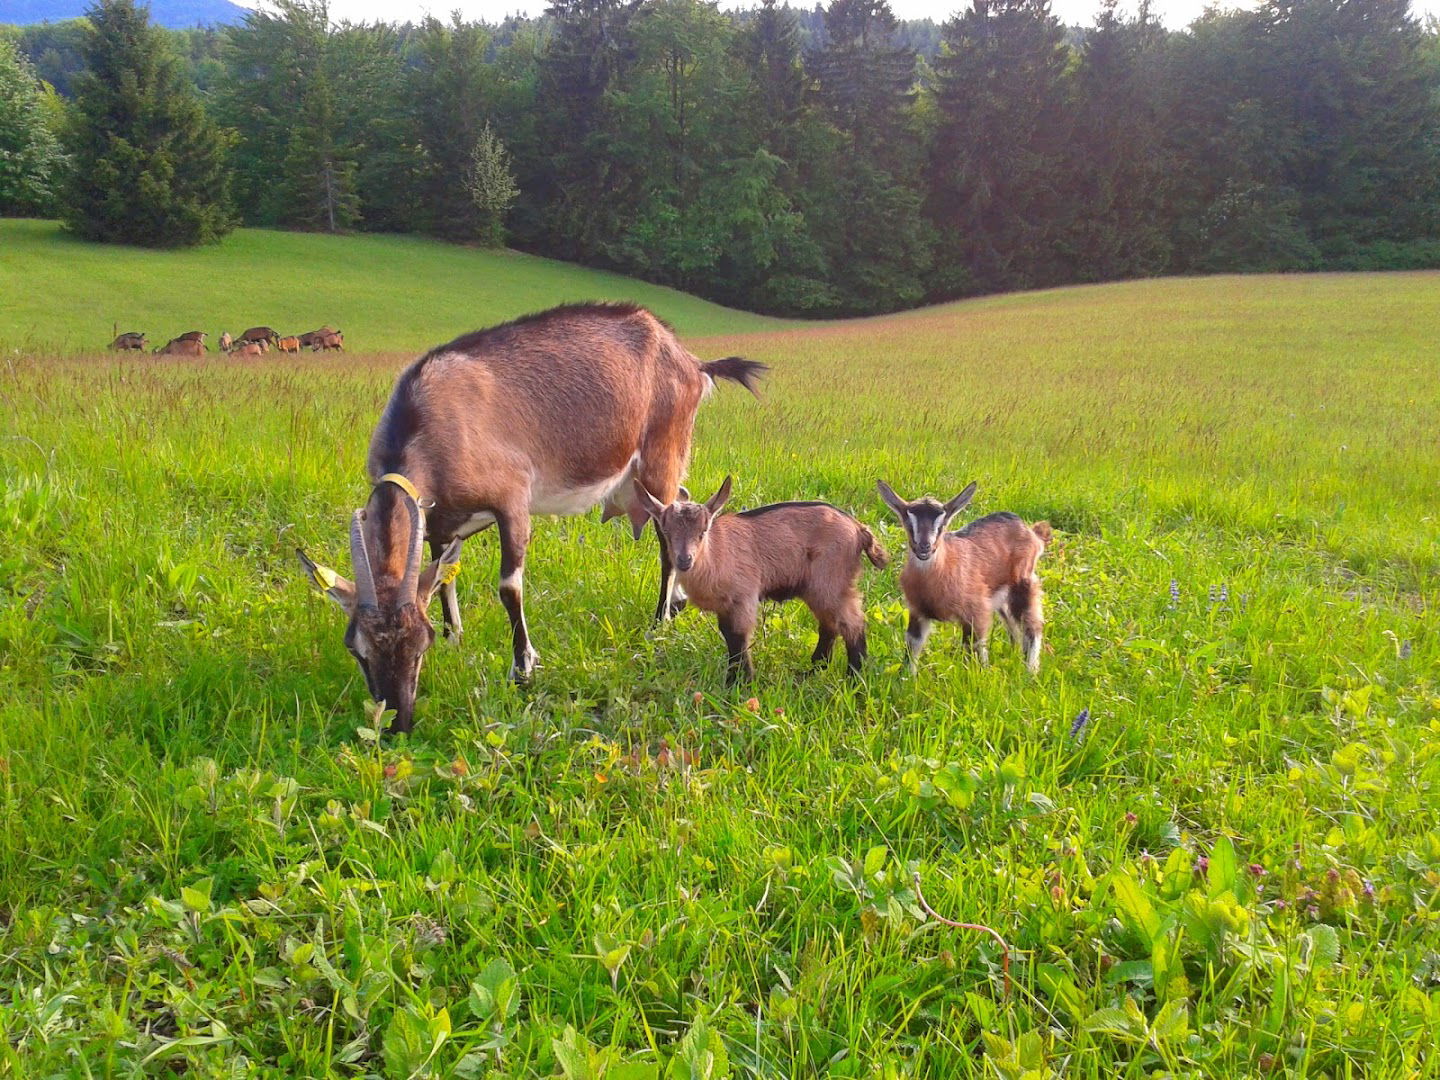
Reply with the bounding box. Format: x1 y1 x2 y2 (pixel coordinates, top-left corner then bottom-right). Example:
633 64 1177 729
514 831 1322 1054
1248 863 1266 877
1070 708 1090 740
1399 640 1412 660
1169 580 1180 609
1363 880 1375 901
1195 856 1210 874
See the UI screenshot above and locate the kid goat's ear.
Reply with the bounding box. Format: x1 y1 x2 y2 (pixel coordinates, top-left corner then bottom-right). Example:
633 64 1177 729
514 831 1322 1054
943 482 978 517
704 475 733 516
632 477 667 520
876 479 908 518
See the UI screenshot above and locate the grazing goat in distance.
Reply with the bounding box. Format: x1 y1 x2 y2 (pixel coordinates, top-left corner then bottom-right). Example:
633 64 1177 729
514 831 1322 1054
311 330 343 351
877 481 1050 673
278 336 302 354
296 302 766 734
219 332 233 352
634 476 887 682
297 327 335 348
239 326 279 347
228 341 264 357
109 331 146 351
153 337 204 357
175 331 207 349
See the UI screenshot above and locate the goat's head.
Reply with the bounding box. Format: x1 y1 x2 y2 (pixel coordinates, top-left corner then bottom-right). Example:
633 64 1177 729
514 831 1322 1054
633 475 731 572
297 491 459 734
877 480 976 563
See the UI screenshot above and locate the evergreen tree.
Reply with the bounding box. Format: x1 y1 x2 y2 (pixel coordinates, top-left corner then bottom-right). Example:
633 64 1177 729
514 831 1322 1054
63 0 233 247
1065 0 1172 281
466 122 519 247
533 0 643 253
0 37 66 217
409 16 499 240
217 0 361 232
928 0 1072 295
737 0 807 158
809 0 916 161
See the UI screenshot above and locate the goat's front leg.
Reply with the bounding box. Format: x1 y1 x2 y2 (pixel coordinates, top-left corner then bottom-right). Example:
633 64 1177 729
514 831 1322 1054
718 607 756 685
905 612 932 672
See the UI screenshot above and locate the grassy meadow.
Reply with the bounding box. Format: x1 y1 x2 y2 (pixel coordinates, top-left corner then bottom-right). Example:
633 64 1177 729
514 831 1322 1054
1 260 1438 1077
0 220 784 350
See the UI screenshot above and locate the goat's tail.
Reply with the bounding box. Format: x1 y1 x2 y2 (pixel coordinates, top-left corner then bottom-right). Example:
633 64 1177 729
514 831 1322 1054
1031 521 1053 547
702 356 768 397
859 525 890 569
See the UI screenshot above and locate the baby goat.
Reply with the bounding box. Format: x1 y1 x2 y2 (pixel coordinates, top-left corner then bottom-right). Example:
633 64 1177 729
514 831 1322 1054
877 481 1052 673
634 477 888 682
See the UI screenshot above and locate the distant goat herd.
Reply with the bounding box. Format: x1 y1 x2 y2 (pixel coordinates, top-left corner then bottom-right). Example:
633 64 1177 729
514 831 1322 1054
109 326 344 356
289 301 1051 735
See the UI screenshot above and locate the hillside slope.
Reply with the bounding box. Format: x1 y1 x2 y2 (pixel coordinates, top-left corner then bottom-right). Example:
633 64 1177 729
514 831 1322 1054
0 219 789 352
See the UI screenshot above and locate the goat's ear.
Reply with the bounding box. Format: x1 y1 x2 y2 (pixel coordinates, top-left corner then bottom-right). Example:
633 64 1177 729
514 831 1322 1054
632 477 666 520
677 485 691 502
876 479 908 519
943 482 978 518
417 538 463 607
296 548 357 613
704 475 733 517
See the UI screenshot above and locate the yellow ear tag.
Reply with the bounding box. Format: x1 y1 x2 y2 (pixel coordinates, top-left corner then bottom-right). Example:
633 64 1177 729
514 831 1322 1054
312 564 339 591
438 561 462 587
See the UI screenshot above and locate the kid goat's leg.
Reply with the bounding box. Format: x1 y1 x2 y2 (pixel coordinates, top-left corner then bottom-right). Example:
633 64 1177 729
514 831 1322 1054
717 604 757 685
839 592 867 674
905 612 932 671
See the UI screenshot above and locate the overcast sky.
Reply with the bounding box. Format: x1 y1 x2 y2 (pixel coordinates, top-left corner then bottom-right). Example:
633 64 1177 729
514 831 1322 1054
294 0 1428 30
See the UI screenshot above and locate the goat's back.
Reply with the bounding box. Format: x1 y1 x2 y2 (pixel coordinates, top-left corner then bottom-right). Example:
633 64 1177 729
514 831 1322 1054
694 502 874 603
369 304 709 496
951 512 1047 584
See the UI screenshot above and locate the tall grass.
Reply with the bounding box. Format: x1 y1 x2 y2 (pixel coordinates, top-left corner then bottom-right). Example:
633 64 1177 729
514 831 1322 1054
0 271 1436 1076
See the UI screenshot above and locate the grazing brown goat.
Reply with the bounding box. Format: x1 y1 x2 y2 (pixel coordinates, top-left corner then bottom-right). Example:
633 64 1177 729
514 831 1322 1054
109 332 146 351
311 330 344 351
278 336 302 354
297 327 335 348
239 326 280 347
296 302 766 734
153 337 204 357
227 341 264 357
175 331 207 349
634 477 887 682
877 481 1050 673
219 332 233 352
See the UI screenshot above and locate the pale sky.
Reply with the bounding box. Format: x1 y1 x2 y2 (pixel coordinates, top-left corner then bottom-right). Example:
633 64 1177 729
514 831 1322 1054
294 0 1440 31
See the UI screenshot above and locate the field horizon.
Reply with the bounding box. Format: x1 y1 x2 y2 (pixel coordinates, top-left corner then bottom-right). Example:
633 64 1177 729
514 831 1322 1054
2 228 1438 1075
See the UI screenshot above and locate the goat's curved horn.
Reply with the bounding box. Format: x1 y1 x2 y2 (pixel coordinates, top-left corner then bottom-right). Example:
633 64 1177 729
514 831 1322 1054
350 509 378 609
397 492 425 602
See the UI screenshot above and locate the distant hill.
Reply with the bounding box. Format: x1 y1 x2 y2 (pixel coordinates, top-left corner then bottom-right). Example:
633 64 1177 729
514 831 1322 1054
0 0 250 27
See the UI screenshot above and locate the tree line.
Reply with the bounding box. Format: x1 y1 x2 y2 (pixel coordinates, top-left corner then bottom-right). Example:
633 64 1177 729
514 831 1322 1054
3 0 1439 316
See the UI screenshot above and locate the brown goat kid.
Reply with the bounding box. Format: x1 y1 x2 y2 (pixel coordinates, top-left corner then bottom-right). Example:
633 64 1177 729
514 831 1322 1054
227 341 265 357
878 481 1051 674
278 336 302 354
635 477 887 682
109 332 146 351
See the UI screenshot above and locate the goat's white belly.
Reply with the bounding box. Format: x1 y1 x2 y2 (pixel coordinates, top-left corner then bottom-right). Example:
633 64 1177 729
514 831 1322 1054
456 511 496 538
531 454 639 517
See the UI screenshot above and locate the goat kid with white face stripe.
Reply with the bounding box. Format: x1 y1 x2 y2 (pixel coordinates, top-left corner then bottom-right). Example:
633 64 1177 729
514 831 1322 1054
877 480 1052 674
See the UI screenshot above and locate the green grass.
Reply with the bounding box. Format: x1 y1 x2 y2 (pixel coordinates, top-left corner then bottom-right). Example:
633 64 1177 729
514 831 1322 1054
0 219 784 351
2 259 1439 1077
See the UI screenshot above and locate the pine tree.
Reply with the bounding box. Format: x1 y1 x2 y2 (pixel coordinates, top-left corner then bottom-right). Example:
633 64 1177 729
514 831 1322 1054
218 0 361 232
809 0 916 161
63 0 233 246
1066 0 1172 281
928 0 1072 295
737 0 807 157
0 37 66 216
